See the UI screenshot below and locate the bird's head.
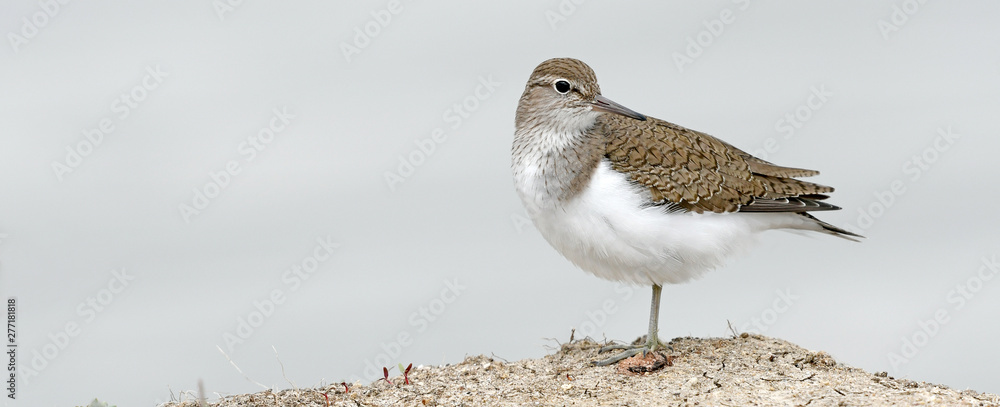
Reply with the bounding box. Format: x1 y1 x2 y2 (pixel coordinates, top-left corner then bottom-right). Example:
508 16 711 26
516 58 646 135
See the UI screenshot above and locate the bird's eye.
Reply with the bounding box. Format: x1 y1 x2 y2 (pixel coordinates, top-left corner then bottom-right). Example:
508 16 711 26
553 80 571 94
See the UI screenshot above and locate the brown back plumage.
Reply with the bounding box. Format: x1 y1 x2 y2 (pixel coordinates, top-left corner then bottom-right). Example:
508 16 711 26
602 114 837 214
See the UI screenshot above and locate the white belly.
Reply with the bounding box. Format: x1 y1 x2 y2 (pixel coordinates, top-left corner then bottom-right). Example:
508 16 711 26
524 160 803 285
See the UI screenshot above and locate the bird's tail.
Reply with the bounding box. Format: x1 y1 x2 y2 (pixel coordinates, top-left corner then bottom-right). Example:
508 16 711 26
800 213 864 242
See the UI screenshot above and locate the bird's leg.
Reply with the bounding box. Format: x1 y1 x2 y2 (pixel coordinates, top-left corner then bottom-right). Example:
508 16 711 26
592 284 664 366
646 283 662 351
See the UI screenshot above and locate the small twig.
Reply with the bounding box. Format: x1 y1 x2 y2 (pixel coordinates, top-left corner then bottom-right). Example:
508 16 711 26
490 353 510 363
541 336 562 352
216 345 269 390
273 345 298 389
760 372 816 382
726 320 739 338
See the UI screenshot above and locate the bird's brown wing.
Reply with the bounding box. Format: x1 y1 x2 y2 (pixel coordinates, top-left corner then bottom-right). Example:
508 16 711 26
601 115 836 214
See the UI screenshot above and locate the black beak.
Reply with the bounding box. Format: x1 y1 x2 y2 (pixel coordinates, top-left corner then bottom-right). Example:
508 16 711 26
592 95 646 121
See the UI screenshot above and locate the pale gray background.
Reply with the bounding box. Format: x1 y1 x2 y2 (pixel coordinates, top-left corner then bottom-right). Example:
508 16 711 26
2 1 999 406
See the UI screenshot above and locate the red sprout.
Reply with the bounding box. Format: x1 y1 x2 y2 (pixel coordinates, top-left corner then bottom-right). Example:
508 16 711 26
403 363 413 385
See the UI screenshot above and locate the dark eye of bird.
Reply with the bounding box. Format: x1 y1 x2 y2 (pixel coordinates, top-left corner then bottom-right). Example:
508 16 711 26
554 80 571 94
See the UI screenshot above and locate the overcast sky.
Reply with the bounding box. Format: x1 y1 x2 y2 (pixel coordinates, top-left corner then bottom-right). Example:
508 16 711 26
2 1 999 406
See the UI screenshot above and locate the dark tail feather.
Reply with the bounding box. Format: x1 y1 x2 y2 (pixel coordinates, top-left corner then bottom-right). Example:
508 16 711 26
800 213 864 242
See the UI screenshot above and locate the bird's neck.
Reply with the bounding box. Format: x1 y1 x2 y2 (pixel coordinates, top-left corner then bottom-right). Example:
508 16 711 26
512 126 604 211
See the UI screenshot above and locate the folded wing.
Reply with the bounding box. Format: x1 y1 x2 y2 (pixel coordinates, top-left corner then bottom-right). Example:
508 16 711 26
602 115 839 214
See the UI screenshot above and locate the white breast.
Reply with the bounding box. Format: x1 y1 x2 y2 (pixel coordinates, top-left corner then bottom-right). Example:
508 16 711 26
524 160 805 285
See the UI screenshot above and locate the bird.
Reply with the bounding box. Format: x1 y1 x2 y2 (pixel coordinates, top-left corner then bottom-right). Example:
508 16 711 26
511 58 861 366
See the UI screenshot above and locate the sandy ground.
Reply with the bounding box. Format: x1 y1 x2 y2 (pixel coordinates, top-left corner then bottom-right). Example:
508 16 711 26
161 334 999 406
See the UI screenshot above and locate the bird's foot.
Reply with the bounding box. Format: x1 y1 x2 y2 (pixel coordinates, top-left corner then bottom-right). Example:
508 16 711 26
592 336 672 366
592 344 647 366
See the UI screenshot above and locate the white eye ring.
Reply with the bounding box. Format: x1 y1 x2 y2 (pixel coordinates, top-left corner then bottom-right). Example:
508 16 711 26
553 79 571 94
